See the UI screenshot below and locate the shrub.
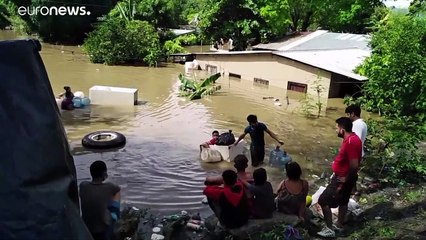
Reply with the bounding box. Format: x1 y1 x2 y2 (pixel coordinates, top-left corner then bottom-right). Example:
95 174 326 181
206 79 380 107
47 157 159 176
83 18 161 66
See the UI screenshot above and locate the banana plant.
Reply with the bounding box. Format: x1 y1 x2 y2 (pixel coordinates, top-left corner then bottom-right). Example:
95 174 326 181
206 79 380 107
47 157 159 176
117 0 136 22
178 72 221 100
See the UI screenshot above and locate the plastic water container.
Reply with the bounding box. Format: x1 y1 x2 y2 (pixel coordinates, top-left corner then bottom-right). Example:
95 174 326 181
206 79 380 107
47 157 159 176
81 97 91 106
269 146 292 167
72 97 82 108
74 91 85 98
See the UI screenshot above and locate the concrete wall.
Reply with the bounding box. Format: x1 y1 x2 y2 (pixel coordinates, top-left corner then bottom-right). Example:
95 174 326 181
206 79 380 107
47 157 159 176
196 53 331 114
196 53 331 97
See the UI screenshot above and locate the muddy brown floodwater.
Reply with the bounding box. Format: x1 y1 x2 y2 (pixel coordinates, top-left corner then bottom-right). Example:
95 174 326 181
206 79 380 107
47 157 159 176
1 31 375 216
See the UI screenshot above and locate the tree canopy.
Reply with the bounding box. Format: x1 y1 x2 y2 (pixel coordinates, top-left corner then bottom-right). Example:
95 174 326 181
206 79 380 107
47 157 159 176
83 17 161 66
356 12 426 121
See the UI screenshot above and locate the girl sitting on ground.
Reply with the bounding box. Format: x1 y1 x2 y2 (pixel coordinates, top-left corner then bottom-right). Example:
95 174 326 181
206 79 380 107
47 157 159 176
275 162 309 222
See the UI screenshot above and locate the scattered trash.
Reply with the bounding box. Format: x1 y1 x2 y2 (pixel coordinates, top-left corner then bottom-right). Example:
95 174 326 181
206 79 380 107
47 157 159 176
375 216 382 220
186 222 202 231
262 96 274 99
150 233 165 240
312 174 320 179
152 227 161 233
310 186 363 221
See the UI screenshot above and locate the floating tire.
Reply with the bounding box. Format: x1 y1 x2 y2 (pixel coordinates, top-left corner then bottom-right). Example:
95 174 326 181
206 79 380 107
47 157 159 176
82 131 126 149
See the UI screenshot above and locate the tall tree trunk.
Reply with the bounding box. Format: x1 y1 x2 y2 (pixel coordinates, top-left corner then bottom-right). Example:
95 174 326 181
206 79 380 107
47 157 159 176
291 11 300 31
301 11 313 31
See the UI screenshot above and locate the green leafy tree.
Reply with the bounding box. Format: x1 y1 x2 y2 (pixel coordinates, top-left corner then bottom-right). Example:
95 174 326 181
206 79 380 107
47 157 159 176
137 0 184 28
408 0 426 16
0 0 30 32
356 12 426 119
180 0 207 24
254 0 291 38
199 0 291 50
0 0 10 28
288 0 317 31
314 0 384 33
108 0 185 28
355 12 426 182
163 39 186 57
409 0 426 15
199 0 263 50
83 17 161 66
366 5 390 31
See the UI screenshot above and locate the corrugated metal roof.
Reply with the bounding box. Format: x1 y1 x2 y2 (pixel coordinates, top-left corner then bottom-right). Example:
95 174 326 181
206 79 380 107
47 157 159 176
252 32 311 50
288 32 370 51
253 30 370 51
170 29 195 36
274 49 369 81
194 50 272 55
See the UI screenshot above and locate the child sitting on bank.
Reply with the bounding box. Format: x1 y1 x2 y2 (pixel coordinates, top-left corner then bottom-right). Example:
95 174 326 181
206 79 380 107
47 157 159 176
240 167 275 219
203 170 250 229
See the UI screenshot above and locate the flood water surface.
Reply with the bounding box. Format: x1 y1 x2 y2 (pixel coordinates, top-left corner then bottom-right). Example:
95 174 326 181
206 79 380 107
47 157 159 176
2 31 371 216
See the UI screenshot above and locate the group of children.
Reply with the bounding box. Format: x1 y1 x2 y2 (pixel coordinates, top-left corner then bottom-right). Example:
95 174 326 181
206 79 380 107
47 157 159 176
203 155 309 229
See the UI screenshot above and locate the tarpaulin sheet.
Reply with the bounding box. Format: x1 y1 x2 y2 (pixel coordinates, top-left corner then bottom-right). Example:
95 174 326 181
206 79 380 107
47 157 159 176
0 39 92 240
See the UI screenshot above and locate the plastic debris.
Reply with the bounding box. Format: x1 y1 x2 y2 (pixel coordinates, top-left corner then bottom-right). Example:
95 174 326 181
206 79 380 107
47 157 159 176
186 222 201 231
151 233 165 240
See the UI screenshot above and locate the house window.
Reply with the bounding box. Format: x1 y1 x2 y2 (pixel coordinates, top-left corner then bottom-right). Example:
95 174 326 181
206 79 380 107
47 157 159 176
229 73 241 79
206 64 217 74
287 81 307 93
254 77 269 85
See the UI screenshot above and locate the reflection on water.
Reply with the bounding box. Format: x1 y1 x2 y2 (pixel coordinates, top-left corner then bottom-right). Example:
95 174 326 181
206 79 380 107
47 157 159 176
1 31 374 215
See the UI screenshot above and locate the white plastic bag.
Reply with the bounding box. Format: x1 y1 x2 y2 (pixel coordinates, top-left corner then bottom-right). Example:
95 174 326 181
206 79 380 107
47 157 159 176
200 148 222 163
310 186 362 220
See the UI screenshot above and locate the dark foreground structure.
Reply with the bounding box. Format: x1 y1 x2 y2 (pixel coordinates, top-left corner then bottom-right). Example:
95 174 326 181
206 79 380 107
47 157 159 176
0 39 92 239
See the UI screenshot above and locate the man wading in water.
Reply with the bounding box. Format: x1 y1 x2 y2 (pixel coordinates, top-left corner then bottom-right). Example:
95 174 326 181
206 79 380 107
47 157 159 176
234 114 284 167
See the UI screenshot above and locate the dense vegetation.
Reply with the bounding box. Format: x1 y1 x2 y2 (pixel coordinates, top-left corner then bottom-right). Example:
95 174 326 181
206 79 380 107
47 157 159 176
82 17 161 66
353 11 426 184
2 0 391 62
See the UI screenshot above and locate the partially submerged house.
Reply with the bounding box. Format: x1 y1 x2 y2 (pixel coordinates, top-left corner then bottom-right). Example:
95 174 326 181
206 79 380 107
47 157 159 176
193 30 371 110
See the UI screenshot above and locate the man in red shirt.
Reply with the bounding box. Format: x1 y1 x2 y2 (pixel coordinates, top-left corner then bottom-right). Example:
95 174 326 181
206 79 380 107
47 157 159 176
317 117 362 238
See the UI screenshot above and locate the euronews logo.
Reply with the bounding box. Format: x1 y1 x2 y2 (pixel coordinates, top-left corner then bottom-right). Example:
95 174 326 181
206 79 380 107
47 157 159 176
18 6 91 16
